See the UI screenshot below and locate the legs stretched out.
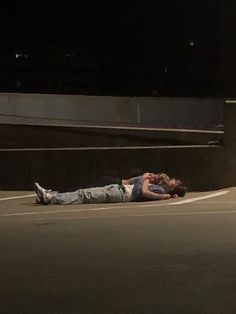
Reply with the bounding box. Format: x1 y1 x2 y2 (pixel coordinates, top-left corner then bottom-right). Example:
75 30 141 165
34 183 125 205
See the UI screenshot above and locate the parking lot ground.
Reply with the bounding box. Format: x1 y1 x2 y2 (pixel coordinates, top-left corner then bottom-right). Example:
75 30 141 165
1 188 236 314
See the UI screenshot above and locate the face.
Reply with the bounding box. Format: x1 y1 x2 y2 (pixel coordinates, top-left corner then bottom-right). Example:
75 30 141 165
169 179 177 187
161 178 178 188
152 174 159 181
151 174 161 184
152 175 179 188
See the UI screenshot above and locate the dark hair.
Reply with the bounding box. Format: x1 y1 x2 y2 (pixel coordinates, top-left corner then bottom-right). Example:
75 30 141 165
169 181 187 197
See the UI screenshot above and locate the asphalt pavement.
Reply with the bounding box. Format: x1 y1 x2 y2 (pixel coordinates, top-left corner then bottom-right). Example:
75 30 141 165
0 188 236 314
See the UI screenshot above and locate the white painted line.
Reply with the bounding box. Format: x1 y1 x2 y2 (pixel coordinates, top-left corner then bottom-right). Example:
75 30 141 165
140 190 229 207
0 190 229 217
225 100 236 104
0 194 35 201
170 190 229 205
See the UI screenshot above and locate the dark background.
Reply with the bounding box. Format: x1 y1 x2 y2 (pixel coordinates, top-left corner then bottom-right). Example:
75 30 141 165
0 1 234 96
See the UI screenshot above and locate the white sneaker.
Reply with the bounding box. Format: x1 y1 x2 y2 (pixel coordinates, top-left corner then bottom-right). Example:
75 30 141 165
33 182 53 205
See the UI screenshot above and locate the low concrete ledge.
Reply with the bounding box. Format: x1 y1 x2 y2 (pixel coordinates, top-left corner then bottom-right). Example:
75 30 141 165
0 95 231 192
0 145 224 192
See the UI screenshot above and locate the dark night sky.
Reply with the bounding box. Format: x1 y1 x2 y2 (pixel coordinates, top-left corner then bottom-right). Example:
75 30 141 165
0 1 235 96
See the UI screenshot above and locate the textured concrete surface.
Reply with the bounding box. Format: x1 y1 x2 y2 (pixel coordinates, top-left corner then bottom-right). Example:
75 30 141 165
0 123 223 149
0 145 224 191
0 188 236 313
0 95 227 191
0 93 223 129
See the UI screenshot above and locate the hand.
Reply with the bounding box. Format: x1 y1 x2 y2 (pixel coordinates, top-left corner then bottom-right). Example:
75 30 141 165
162 194 171 200
142 172 154 181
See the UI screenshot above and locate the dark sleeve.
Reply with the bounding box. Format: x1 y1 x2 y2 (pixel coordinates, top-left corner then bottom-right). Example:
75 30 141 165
131 178 143 199
132 179 166 202
125 176 139 185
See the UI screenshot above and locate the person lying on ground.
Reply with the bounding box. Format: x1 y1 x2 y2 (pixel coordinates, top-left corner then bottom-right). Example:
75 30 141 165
33 172 187 205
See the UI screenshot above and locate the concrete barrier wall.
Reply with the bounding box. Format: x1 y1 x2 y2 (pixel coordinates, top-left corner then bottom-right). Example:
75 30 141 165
0 94 235 192
0 93 224 128
0 146 224 192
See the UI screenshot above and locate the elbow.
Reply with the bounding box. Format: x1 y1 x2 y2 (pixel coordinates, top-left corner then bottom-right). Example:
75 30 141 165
141 189 153 199
141 187 148 196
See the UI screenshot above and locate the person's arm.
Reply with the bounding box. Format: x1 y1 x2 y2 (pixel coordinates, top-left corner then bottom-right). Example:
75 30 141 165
141 178 171 200
122 176 139 185
122 173 155 185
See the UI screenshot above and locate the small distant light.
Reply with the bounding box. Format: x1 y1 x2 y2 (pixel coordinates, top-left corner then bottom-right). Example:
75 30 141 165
65 53 74 58
15 53 29 59
189 41 195 47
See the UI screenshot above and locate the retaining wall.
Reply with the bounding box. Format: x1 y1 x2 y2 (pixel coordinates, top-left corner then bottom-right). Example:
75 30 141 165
0 94 233 192
0 93 223 129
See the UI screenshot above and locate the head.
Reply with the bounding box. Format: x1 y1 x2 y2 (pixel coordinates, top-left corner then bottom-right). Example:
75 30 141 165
148 173 159 183
168 178 187 197
151 173 187 197
151 173 170 184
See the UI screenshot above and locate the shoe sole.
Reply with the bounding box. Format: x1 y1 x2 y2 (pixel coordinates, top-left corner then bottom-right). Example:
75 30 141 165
33 182 49 205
